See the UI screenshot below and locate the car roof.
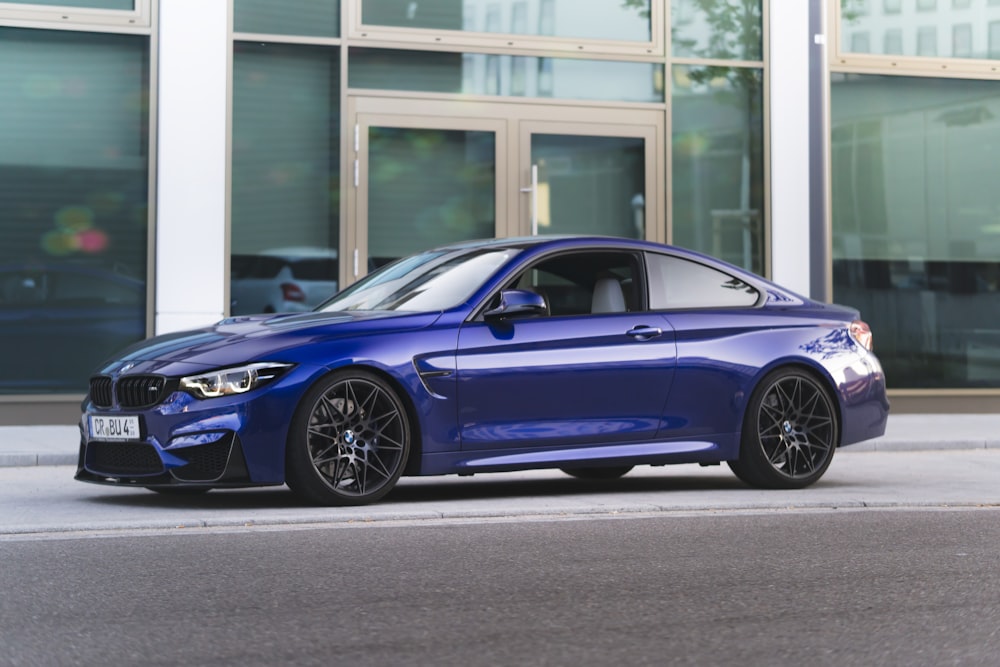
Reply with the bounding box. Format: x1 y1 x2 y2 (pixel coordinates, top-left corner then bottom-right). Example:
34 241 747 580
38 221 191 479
427 235 721 264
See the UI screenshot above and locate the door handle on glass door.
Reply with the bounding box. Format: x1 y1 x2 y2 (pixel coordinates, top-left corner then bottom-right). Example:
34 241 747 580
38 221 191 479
519 164 539 236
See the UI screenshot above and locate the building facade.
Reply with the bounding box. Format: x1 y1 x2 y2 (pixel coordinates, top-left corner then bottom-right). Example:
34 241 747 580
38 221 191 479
0 0 997 424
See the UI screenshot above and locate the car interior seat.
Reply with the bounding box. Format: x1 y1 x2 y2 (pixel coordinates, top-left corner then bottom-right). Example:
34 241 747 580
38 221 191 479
591 277 626 313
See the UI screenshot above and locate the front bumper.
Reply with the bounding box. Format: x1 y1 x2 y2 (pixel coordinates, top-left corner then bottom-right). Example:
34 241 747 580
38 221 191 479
75 429 267 488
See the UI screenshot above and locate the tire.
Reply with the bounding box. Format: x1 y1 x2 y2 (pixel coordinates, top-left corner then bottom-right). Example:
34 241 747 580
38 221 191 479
286 369 411 506
560 466 633 480
728 368 838 489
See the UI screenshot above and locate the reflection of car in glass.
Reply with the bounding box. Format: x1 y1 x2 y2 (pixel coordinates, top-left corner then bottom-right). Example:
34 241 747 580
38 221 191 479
0 262 144 393
230 247 338 315
76 237 889 506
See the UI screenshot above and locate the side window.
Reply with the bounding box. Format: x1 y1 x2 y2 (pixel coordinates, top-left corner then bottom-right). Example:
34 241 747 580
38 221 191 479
646 253 759 309
511 251 642 316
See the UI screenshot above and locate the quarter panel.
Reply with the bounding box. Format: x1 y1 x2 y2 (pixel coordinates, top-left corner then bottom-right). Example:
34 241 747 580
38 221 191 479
658 308 886 444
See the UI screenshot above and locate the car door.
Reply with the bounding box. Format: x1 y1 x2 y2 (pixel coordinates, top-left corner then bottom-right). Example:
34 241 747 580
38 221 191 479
455 249 677 451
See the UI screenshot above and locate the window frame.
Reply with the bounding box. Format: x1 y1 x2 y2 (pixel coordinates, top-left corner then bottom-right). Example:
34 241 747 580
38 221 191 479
832 0 1000 78
0 0 151 29
346 0 664 59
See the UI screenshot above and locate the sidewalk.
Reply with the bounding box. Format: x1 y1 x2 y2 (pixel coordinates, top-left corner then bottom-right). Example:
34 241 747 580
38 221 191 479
1 414 998 468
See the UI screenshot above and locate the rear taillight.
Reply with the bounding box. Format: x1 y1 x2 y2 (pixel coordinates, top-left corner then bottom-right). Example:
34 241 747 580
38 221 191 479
850 320 873 351
281 282 306 302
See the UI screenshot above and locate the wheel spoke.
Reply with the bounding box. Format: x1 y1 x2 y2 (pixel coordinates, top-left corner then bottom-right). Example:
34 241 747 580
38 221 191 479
363 452 393 481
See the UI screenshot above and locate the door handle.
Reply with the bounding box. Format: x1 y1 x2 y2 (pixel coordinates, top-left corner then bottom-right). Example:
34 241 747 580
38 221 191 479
519 164 539 236
626 325 663 341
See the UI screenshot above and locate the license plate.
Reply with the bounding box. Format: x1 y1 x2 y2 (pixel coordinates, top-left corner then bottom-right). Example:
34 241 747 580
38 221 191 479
89 415 141 441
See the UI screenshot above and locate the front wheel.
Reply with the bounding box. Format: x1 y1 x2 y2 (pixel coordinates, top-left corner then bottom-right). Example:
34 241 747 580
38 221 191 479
286 370 411 506
728 368 838 489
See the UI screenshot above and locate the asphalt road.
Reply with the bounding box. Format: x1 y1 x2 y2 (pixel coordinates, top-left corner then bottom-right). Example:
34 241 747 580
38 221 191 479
2 449 1000 666
2 508 999 666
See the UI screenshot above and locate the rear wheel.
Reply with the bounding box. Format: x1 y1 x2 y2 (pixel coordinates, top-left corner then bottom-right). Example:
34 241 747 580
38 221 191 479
286 369 411 506
560 466 633 480
728 368 838 489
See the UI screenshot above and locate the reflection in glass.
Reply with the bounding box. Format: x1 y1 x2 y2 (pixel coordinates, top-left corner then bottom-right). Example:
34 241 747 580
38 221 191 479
671 0 763 61
361 0 651 42
0 27 149 394
531 135 645 239
321 248 519 313
367 128 495 268
231 43 340 315
831 73 1000 388
234 0 339 38
349 48 663 103
670 65 764 275
841 0 1000 59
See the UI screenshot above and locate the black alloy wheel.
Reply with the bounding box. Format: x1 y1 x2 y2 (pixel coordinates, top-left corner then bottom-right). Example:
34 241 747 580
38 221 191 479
728 368 838 489
286 370 411 506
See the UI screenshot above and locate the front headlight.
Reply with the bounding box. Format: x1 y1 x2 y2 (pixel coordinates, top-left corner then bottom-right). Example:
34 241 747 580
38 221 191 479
180 362 293 399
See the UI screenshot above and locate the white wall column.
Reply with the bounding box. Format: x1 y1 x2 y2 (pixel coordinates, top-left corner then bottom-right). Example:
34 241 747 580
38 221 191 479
769 0 813 296
155 0 228 334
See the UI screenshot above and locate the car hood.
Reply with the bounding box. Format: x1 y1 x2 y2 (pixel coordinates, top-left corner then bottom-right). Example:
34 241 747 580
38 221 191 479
98 310 442 375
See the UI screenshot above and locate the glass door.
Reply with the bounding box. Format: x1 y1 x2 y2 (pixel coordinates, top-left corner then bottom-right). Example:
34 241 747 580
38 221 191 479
518 115 660 241
347 99 662 286
348 98 508 283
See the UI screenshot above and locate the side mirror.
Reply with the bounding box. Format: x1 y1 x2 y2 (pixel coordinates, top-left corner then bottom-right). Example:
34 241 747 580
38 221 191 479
483 289 547 320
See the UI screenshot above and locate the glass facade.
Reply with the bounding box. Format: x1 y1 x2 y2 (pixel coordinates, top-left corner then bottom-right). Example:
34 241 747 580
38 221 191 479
831 73 1000 388
0 27 149 395
671 0 763 60
367 128 495 268
841 0 1000 59
349 48 664 103
7 0 1000 407
531 135 646 238
234 0 339 38
671 65 765 275
360 0 653 43
231 42 341 315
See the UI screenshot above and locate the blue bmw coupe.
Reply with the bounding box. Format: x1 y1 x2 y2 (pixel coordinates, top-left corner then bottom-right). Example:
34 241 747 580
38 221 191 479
76 236 889 505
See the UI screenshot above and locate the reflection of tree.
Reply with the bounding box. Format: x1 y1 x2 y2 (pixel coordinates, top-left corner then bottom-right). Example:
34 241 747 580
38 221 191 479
840 0 863 24
671 0 761 61
641 0 764 272
368 128 495 253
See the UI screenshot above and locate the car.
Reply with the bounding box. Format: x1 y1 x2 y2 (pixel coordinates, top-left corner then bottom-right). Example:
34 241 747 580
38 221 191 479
76 236 889 506
229 246 338 315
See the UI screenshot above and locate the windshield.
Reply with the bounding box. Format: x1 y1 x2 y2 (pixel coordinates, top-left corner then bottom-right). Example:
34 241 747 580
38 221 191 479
317 247 520 312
